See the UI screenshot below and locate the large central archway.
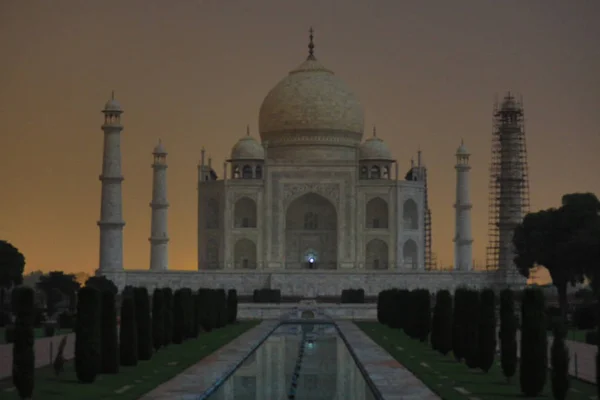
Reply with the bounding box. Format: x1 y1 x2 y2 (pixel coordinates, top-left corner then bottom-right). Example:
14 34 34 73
285 192 337 269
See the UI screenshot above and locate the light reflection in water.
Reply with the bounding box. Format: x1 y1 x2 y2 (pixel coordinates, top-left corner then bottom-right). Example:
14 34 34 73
205 324 377 400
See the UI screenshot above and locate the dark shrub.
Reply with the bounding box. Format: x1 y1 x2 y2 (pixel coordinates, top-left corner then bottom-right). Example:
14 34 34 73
478 289 496 373
551 322 570 400
452 288 468 362
519 287 547 397
0 310 11 327
162 288 173 346
11 287 35 399
499 288 518 382
198 288 212 332
134 287 152 360
376 289 393 325
573 303 597 330
152 289 165 350
34 308 46 327
216 289 228 328
341 289 365 304
227 289 238 324
416 289 431 342
182 288 194 339
172 289 184 344
585 330 597 345
192 292 201 337
4 325 15 343
546 306 562 331
44 322 56 337
119 296 138 366
464 289 480 369
252 289 281 303
100 290 119 373
58 311 75 330
432 290 453 355
75 286 101 383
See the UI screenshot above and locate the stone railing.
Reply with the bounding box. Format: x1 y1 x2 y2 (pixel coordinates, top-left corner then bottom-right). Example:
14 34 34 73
238 302 377 321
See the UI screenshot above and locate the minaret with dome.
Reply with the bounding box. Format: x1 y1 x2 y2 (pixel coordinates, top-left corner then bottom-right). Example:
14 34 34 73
98 30 519 296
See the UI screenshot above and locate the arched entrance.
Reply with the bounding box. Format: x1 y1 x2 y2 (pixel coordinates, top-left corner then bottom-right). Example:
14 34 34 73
285 192 337 269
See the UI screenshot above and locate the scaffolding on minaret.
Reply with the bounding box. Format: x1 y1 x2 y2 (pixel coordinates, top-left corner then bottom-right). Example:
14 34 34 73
485 92 531 274
405 151 435 270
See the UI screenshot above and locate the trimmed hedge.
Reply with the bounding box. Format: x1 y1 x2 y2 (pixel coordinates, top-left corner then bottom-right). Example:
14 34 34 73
227 289 238 324
478 288 496 373
134 287 153 361
162 287 173 346
252 289 281 303
75 287 101 383
573 303 597 330
452 287 468 362
100 290 119 374
12 287 35 399
499 288 518 382
152 288 165 351
216 289 228 328
464 289 480 369
431 289 453 355
172 289 185 344
341 289 365 304
551 322 570 400
119 295 138 366
519 287 547 397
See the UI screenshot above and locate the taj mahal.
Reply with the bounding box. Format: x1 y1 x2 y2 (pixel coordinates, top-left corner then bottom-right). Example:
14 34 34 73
98 31 524 296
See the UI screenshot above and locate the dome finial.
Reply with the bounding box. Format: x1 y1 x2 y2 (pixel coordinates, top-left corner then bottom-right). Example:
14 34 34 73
307 27 315 60
372 125 377 137
246 124 250 136
111 90 115 100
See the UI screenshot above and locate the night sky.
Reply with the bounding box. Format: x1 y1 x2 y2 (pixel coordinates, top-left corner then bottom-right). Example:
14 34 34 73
2 1 599 280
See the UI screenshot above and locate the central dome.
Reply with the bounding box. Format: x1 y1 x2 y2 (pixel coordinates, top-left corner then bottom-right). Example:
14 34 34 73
259 58 364 137
258 34 364 162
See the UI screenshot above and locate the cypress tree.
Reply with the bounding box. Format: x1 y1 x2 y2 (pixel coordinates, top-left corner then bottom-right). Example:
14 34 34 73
398 289 409 331
551 321 570 400
376 290 387 324
519 287 547 397
216 289 228 328
172 289 184 344
499 288 518 382
152 288 165 351
192 292 201 337
184 288 194 338
12 287 35 399
434 290 453 355
464 289 480 369
198 288 212 332
417 289 431 342
478 288 496 373
119 295 138 366
75 286 101 383
452 288 467 361
227 289 238 324
134 287 153 360
100 290 119 373
162 287 173 346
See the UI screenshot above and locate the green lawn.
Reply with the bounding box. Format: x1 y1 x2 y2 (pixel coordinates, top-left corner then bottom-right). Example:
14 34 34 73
561 329 589 344
357 322 597 400
0 321 260 400
0 328 73 344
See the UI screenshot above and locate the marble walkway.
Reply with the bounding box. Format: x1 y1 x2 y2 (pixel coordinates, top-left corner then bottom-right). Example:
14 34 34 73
336 321 440 400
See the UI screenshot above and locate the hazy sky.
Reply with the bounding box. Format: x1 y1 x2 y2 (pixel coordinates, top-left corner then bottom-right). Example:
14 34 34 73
1 0 599 276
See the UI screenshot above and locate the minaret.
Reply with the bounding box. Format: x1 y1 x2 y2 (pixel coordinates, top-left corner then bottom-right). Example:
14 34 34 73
98 92 125 273
149 140 169 271
454 140 473 271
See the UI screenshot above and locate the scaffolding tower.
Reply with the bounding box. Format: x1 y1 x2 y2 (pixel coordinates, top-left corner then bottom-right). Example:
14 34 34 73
405 151 435 270
485 92 531 275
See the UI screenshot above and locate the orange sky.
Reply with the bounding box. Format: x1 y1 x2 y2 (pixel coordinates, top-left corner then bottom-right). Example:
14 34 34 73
1 1 599 277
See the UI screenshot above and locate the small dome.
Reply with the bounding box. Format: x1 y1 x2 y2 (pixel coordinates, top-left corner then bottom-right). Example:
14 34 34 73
153 140 167 155
103 97 122 112
230 131 265 160
456 140 469 156
359 128 393 161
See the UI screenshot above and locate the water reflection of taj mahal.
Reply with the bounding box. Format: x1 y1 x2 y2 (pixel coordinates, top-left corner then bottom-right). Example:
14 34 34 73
209 324 375 400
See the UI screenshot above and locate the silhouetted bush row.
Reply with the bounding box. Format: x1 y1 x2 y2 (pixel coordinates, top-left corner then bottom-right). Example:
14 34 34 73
341 289 365 304
376 285 572 398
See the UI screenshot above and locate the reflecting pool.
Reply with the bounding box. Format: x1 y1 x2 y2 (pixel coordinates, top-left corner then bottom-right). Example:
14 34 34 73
205 323 378 400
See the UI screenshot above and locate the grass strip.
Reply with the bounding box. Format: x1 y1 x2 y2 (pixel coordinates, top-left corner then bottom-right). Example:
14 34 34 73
356 322 597 400
0 320 259 400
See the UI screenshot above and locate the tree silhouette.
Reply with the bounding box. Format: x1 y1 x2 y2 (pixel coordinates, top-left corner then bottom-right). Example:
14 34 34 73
0 240 25 321
36 271 81 316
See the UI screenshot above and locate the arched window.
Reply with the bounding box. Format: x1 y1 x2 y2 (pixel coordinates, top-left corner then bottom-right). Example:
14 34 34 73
255 165 263 179
370 165 381 179
360 166 368 180
303 212 318 230
241 165 253 179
